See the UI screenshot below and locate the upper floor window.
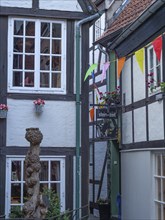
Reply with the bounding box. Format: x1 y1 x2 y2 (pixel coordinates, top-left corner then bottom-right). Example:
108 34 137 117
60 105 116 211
95 19 101 40
147 45 162 94
8 18 66 94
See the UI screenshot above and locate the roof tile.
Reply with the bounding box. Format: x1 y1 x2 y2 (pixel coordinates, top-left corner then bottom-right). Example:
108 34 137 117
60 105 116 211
102 0 156 37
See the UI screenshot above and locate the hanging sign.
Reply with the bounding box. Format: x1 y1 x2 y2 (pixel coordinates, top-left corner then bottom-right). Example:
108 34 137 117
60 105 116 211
96 108 117 119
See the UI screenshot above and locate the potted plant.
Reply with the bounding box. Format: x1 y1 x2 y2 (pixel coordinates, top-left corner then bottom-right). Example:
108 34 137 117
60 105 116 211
99 86 120 106
33 98 45 113
0 104 8 119
160 81 165 93
97 198 111 220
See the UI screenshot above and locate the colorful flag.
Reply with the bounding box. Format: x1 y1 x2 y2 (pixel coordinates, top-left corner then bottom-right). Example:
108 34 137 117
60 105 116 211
84 63 98 81
101 61 110 83
135 48 144 73
117 57 126 78
152 35 162 62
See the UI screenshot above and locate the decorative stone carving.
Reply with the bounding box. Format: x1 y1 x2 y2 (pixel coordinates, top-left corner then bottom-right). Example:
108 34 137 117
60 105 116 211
23 128 47 219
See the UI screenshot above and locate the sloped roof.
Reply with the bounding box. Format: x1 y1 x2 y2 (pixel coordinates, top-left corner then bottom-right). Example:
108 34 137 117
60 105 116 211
97 0 156 43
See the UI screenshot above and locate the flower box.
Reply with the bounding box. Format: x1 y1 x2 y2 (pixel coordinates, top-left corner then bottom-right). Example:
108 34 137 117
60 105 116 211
0 104 8 119
33 98 45 114
0 110 8 118
35 105 43 113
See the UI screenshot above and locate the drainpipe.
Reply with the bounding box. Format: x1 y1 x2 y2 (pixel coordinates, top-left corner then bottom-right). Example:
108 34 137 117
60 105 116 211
75 11 102 219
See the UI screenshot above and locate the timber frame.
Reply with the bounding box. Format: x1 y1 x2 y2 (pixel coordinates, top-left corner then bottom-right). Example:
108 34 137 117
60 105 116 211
0 1 90 217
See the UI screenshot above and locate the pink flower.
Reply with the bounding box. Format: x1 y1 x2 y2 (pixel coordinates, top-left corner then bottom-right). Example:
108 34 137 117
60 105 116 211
0 104 8 111
33 98 45 105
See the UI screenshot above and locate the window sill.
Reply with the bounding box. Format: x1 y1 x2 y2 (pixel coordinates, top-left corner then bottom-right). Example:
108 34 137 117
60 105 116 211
149 87 161 96
8 88 66 95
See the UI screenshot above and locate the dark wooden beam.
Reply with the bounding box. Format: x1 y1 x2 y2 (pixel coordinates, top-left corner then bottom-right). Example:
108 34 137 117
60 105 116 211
8 93 76 101
122 140 165 150
4 146 76 156
0 6 87 20
66 21 75 95
0 16 8 217
32 0 39 9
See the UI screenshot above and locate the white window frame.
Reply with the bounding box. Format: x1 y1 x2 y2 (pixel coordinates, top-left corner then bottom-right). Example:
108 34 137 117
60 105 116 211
95 18 101 40
154 153 165 219
8 17 66 94
147 44 162 95
5 156 65 218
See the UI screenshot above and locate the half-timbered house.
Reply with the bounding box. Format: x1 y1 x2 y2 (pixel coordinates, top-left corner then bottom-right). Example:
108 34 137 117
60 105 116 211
0 0 100 218
94 0 165 219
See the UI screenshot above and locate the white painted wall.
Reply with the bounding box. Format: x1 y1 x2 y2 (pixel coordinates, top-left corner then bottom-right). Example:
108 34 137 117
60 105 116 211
39 0 82 12
134 107 146 142
0 0 32 8
6 99 76 147
148 101 164 141
133 56 146 102
94 142 107 198
122 58 132 106
121 150 153 220
122 111 132 144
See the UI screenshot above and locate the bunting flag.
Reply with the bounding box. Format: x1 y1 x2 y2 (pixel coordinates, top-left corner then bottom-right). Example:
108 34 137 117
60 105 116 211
96 94 99 104
135 48 144 73
89 108 94 122
84 63 98 81
152 35 162 62
117 57 126 78
101 61 110 83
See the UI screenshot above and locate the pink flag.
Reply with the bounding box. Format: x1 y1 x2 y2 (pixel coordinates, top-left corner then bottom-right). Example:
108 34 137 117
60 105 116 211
101 62 110 83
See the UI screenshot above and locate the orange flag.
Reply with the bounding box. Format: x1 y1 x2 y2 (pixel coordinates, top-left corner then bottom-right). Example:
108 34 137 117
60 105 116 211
152 35 162 62
117 57 126 78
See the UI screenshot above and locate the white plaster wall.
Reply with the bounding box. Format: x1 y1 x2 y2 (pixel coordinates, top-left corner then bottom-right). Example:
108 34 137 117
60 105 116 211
88 142 108 206
0 0 32 8
122 111 132 144
121 150 152 220
7 99 76 147
39 0 82 12
133 56 145 102
95 142 107 199
134 107 147 142
148 101 164 141
122 58 132 105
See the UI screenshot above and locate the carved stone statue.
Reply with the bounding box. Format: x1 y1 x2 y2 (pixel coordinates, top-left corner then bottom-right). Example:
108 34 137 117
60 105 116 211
23 128 47 219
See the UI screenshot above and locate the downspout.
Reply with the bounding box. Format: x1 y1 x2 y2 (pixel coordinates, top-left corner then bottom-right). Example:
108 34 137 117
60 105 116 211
75 11 102 219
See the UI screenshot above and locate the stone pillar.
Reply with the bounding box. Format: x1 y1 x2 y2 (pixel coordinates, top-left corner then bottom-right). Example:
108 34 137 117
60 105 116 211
23 128 47 219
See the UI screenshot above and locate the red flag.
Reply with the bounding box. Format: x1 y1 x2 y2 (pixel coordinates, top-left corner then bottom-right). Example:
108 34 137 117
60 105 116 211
152 35 162 62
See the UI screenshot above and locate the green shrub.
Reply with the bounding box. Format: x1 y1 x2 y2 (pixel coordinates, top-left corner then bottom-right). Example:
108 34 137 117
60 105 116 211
9 206 24 218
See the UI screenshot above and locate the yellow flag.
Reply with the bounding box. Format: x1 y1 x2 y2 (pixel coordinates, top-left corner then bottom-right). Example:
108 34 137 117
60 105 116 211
135 48 144 73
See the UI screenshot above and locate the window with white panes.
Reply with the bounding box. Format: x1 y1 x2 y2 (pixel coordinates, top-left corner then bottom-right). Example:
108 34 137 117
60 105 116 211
154 154 165 219
8 18 66 93
5 157 65 217
95 19 101 40
147 45 162 94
